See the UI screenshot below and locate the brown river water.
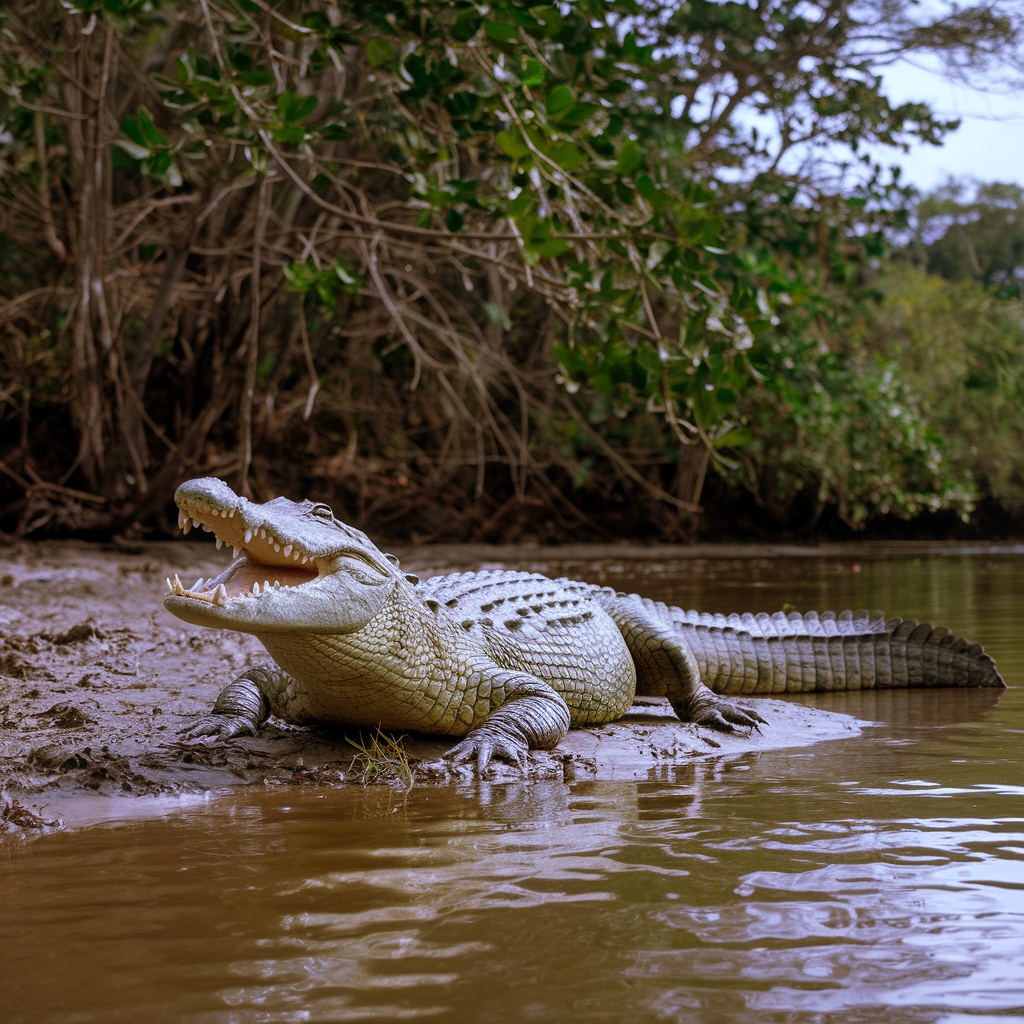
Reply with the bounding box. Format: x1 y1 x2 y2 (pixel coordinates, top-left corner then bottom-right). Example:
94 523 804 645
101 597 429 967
2 550 1024 1023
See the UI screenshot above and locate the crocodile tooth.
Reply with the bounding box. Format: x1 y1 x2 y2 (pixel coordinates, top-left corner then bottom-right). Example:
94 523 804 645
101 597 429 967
259 528 266 540
232 547 240 558
192 578 204 591
273 580 281 589
166 577 173 593
252 582 260 595
283 545 292 557
193 518 201 529
177 510 187 529
214 584 228 606
274 543 281 553
300 555 308 564
201 524 212 533
182 520 191 535
215 537 223 550
220 509 228 518
228 508 236 518
244 529 253 544
293 550 300 561
264 580 271 592
173 574 186 596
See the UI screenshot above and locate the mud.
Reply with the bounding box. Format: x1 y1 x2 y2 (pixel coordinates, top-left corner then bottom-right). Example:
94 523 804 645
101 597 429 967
0 539 862 832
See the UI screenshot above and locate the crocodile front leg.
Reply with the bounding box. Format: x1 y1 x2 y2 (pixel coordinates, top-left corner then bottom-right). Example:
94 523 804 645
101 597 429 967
598 594 766 732
443 670 571 772
181 663 293 741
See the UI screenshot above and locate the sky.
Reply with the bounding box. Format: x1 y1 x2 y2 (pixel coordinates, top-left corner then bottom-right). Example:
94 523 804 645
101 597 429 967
868 57 1024 191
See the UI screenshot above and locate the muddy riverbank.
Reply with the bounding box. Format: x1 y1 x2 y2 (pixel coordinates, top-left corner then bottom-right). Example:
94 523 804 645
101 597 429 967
4 536 953 833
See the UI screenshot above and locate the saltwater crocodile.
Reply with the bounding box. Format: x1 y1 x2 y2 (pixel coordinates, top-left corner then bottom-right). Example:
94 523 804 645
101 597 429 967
164 477 1006 769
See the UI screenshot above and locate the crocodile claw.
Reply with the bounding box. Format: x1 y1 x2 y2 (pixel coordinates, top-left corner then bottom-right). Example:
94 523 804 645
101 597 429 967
692 695 767 734
443 732 528 774
180 713 256 744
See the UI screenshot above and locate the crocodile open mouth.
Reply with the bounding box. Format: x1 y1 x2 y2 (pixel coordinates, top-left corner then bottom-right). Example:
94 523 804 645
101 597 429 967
167 490 319 606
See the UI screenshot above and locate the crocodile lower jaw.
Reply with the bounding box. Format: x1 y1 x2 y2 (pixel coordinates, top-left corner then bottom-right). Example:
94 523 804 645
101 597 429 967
166 558 318 607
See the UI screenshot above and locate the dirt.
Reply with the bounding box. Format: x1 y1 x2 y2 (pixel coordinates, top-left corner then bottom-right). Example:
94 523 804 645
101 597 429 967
0 538 862 834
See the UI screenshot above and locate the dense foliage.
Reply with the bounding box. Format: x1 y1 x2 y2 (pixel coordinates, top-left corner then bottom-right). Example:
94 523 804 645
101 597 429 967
911 180 1024 297
1 0 1022 539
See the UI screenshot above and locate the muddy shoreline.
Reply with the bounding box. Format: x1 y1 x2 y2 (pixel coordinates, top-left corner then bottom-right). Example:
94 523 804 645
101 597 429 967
0 538 879 834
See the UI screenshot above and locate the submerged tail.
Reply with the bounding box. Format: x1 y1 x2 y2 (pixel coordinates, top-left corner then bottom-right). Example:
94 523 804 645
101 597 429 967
669 608 1005 694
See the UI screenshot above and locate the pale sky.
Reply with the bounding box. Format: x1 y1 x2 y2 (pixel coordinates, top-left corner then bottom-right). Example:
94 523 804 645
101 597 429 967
868 57 1024 191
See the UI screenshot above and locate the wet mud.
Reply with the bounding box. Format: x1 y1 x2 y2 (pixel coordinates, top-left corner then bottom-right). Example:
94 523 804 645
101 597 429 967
0 539 861 833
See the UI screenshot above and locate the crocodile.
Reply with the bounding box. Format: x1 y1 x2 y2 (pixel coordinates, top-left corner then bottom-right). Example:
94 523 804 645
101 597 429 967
164 477 1006 770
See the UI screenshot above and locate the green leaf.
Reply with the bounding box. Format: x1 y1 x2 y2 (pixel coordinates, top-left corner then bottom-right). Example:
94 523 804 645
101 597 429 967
635 174 658 202
711 428 751 449
272 124 306 145
315 279 337 310
484 20 518 43
616 139 643 176
333 257 361 292
521 59 546 88
634 345 662 375
451 9 481 42
284 260 316 292
242 70 274 87
174 55 191 85
558 102 599 128
645 240 672 270
148 150 172 175
507 191 533 217
136 107 168 147
293 94 317 121
529 6 563 38
365 37 395 68
122 116 145 147
525 237 569 257
445 209 464 232
550 142 587 170
496 130 529 159
277 91 317 123
546 85 575 119
114 138 150 160
322 123 351 141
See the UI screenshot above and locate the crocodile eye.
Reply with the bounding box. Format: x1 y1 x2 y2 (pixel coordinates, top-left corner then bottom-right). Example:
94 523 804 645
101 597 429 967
311 504 334 520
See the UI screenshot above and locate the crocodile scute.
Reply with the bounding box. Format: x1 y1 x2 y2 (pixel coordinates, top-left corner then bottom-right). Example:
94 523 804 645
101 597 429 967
162 477 1006 771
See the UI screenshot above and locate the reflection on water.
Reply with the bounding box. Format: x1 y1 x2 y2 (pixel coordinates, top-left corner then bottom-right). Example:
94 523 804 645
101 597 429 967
3 553 1024 1023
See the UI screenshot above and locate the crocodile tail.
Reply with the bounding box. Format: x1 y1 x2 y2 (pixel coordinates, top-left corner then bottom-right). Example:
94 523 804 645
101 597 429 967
665 607 1006 694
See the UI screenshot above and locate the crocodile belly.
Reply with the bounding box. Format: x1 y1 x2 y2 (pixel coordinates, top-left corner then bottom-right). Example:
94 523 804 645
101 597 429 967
257 631 489 736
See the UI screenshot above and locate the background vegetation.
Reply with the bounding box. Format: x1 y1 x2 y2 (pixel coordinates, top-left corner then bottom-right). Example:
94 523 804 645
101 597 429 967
1 0 1023 542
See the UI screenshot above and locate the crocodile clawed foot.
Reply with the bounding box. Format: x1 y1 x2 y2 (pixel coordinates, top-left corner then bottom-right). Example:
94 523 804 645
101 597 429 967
180 714 256 744
692 696 768 734
443 731 529 774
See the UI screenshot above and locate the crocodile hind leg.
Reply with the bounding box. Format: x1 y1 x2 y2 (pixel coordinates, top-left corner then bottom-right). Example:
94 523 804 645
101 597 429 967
443 669 572 772
597 594 766 732
181 663 293 741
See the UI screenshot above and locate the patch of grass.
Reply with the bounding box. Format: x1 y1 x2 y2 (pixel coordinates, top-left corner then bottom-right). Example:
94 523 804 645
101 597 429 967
346 729 413 790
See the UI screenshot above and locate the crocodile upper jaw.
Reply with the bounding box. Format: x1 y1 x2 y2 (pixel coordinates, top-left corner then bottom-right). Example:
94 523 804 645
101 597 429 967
163 477 396 634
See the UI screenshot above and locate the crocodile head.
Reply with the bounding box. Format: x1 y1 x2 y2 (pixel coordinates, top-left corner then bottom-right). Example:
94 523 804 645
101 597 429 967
164 477 403 634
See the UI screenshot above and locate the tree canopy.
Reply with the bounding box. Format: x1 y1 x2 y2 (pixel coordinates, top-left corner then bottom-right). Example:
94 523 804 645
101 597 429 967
1 0 1022 538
